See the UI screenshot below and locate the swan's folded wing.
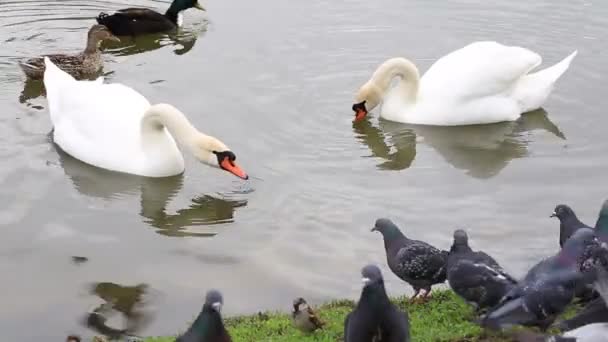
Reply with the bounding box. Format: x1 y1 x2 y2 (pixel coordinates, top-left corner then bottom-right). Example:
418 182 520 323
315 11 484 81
45 69 151 171
419 41 541 101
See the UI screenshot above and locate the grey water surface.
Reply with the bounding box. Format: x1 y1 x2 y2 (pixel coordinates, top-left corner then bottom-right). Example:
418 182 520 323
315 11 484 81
0 0 607 340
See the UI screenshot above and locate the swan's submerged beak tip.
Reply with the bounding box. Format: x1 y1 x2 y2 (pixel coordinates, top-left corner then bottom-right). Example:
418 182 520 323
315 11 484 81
352 101 368 122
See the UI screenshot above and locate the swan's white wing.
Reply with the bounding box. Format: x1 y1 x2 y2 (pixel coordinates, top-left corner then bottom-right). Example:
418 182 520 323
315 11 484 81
419 41 541 101
44 57 152 173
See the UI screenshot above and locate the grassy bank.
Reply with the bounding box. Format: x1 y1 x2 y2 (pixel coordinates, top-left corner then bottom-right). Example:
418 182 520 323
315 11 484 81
142 290 580 342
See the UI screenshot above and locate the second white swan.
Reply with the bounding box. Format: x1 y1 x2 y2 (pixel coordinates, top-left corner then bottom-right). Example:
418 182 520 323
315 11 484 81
43 57 248 179
352 41 577 126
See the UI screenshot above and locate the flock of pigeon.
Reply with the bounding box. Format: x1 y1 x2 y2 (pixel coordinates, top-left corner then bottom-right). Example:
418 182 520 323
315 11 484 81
65 200 608 341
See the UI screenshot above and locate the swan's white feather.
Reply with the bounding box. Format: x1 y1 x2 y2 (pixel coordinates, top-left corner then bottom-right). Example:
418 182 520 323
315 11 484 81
379 41 576 125
43 57 184 177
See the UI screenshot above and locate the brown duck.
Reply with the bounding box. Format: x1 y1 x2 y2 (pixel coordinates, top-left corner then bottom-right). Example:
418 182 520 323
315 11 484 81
19 25 119 80
292 297 325 333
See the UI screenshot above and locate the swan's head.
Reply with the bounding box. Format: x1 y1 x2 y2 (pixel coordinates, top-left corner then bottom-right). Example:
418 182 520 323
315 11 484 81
193 136 248 180
352 81 382 122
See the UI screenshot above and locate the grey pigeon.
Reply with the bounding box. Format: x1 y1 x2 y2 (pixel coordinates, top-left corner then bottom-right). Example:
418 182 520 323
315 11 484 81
595 199 608 243
372 218 448 302
552 204 592 247
344 264 410 342
292 297 324 333
483 229 600 331
447 229 518 312
176 290 231 342
562 267 608 341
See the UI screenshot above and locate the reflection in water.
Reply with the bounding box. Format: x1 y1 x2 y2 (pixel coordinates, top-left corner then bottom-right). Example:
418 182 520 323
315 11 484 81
16 23 207 103
103 23 208 57
353 118 417 170
85 282 153 339
55 146 247 237
354 109 565 178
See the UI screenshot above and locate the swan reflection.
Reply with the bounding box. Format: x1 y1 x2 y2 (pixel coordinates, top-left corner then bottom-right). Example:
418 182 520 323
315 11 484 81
55 146 247 237
354 109 565 178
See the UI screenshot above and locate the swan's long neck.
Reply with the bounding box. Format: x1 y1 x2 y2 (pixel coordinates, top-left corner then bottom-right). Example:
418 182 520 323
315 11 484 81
371 57 420 102
141 103 201 149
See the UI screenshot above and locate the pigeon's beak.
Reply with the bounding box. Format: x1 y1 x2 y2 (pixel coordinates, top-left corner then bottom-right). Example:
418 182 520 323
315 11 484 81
212 302 222 312
371 226 378 232
361 277 371 285
550 211 557 218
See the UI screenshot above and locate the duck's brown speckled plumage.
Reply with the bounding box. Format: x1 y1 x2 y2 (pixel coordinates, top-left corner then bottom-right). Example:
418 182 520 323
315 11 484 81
19 25 119 80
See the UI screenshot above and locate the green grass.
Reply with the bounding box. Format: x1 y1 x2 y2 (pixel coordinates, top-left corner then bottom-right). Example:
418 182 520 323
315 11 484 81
142 290 581 342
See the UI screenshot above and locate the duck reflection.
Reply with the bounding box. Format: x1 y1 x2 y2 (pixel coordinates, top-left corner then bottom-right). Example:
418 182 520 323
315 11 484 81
17 23 206 103
55 146 247 237
102 22 208 57
354 109 565 179
85 282 153 339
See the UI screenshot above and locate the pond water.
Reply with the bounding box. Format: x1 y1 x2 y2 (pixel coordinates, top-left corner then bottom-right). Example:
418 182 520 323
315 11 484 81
0 0 607 340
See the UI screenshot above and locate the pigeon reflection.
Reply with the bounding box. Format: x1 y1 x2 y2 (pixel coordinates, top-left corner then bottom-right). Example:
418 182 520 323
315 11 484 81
353 109 565 179
54 145 247 237
85 282 153 339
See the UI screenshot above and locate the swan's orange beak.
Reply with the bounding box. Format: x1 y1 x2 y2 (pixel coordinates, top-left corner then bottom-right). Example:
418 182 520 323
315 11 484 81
353 108 367 122
352 101 368 122
220 157 248 180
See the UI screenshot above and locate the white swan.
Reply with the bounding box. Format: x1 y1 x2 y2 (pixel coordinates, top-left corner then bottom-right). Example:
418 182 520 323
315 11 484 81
352 41 577 126
43 57 248 179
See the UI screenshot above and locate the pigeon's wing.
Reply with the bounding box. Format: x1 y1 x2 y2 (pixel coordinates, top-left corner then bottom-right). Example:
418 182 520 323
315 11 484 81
385 307 410 342
473 252 518 284
449 259 515 305
343 312 352 342
395 242 447 281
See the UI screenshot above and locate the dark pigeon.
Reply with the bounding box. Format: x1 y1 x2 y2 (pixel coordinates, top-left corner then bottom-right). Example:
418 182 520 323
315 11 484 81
595 199 608 243
552 204 592 247
176 290 231 342
344 264 410 342
447 229 518 312
557 245 608 332
483 229 600 331
292 297 325 333
372 218 448 302
562 267 608 340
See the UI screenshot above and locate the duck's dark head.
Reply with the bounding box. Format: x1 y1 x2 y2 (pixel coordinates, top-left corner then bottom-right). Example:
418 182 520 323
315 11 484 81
205 289 224 313
551 204 575 221
371 218 404 240
171 0 205 12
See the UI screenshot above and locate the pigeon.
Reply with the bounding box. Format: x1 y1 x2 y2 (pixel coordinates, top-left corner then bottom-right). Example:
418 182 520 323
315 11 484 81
552 204 592 247
372 218 448 302
176 290 231 342
344 264 410 342
562 267 608 341
483 229 600 331
595 199 608 242
292 297 325 333
513 331 576 342
447 229 518 312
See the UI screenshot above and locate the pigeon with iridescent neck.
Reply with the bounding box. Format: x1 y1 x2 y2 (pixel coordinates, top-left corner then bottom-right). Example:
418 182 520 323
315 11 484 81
176 290 231 342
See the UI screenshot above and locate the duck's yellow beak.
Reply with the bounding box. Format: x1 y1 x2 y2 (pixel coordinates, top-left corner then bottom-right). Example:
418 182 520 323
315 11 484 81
194 1 206 11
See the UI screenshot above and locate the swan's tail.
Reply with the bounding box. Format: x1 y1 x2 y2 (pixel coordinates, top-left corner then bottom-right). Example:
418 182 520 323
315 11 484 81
513 50 577 113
